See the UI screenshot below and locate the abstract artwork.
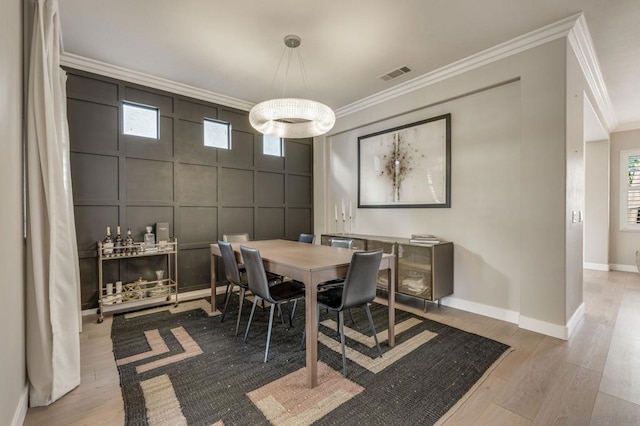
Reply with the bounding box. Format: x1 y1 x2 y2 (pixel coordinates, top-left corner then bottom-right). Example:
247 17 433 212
358 114 451 208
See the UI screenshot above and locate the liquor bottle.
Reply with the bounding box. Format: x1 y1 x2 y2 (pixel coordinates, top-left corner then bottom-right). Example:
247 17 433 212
124 228 134 255
102 226 114 256
144 226 156 251
114 225 124 255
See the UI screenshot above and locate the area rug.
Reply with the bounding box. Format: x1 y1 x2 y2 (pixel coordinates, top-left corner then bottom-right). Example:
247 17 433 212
111 296 509 425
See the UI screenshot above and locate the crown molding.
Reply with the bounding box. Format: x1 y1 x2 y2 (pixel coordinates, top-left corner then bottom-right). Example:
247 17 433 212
60 52 255 112
568 14 618 132
335 13 584 119
615 121 640 133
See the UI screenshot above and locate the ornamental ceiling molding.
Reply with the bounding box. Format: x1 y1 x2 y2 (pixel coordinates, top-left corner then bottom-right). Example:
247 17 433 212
567 14 618 132
60 52 254 112
335 13 619 136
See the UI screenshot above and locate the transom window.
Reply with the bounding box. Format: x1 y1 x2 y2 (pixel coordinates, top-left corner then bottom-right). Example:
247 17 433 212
204 118 231 149
620 148 640 231
123 102 159 139
263 134 283 157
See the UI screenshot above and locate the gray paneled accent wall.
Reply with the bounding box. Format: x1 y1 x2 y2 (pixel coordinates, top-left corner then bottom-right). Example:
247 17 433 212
67 69 314 309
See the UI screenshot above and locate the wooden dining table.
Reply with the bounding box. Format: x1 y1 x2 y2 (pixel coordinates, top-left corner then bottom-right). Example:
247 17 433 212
210 239 396 388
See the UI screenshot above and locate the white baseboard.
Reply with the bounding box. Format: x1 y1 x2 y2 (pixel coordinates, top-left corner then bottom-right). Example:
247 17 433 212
583 262 610 271
518 315 568 340
11 384 28 426
439 296 520 324
566 303 585 340
440 296 584 341
81 288 214 317
610 264 638 273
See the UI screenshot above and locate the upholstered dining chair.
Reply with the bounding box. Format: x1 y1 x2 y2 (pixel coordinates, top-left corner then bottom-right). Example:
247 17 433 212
241 245 306 363
298 233 316 244
222 232 250 243
317 238 355 291
220 233 250 302
218 240 251 336
329 238 353 249
316 249 384 376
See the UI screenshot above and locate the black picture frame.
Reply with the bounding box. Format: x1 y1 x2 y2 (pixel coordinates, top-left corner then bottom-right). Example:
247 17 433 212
358 113 451 208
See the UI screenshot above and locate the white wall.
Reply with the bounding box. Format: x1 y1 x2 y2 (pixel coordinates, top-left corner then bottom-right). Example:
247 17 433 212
0 0 27 424
329 81 522 312
316 39 574 335
610 129 640 269
584 139 610 269
564 43 585 324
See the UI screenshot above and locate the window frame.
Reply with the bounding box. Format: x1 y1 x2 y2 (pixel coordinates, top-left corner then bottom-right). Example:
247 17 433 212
619 148 640 231
263 134 284 157
203 118 232 150
122 101 160 139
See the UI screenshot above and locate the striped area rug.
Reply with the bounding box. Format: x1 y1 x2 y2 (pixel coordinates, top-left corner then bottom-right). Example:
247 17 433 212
111 296 509 425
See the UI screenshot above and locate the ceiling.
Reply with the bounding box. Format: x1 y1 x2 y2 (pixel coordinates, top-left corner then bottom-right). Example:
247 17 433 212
59 0 640 131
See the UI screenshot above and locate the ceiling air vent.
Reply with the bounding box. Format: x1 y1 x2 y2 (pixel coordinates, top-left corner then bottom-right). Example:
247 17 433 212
378 66 412 81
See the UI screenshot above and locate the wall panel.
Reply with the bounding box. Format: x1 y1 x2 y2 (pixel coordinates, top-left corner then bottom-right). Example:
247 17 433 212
68 99 118 152
176 163 217 205
66 68 313 310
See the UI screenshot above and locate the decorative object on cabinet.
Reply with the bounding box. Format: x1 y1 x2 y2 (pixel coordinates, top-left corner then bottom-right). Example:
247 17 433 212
358 113 451 208
96 237 179 323
321 233 453 310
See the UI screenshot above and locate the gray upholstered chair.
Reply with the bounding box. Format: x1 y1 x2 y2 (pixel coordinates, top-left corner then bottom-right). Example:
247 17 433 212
221 233 250 302
316 249 384 376
218 240 250 336
241 245 306 363
318 238 355 291
222 232 250 243
298 233 316 244
329 238 353 249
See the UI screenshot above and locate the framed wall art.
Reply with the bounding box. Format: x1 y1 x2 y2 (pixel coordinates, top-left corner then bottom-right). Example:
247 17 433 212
358 113 451 208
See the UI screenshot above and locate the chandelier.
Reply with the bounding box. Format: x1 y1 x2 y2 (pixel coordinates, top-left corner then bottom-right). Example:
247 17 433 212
249 35 335 139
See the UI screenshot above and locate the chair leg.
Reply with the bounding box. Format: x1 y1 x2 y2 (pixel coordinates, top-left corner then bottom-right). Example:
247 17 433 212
291 299 298 322
364 304 382 358
264 303 276 363
286 300 294 328
244 296 259 343
221 283 235 322
338 310 347 376
348 308 355 325
235 287 246 336
278 304 285 325
335 311 340 337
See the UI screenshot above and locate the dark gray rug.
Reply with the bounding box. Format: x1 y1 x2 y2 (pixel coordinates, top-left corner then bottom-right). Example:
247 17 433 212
112 295 509 425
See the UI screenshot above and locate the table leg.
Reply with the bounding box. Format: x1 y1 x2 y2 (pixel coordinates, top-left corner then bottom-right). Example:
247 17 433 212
210 251 217 313
387 262 396 347
305 278 318 388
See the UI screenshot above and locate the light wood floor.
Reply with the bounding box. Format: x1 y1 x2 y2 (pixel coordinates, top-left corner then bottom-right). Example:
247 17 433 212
24 269 640 425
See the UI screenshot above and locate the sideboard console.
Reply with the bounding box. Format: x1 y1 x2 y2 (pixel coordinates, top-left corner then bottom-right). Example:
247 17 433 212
321 233 453 308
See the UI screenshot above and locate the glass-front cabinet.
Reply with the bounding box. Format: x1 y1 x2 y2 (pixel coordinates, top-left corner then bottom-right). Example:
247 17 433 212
321 233 454 306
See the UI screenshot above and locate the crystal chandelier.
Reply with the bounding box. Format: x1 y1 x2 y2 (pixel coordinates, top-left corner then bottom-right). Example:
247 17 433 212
249 35 335 139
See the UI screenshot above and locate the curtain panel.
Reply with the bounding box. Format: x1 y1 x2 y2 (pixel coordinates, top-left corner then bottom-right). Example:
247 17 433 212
26 0 81 406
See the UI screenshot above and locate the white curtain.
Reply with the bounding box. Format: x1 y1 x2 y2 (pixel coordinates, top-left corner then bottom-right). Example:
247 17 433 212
26 0 82 407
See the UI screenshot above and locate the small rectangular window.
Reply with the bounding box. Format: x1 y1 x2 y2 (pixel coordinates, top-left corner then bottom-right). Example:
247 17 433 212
620 148 640 231
123 102 159 139
204 119 231 149
263 134 283 157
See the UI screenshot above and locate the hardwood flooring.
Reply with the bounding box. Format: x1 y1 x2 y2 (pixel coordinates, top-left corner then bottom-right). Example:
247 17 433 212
24 269 640 425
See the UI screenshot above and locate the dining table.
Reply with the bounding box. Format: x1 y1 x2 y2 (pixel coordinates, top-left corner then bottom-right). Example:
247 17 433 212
210 239 396 388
